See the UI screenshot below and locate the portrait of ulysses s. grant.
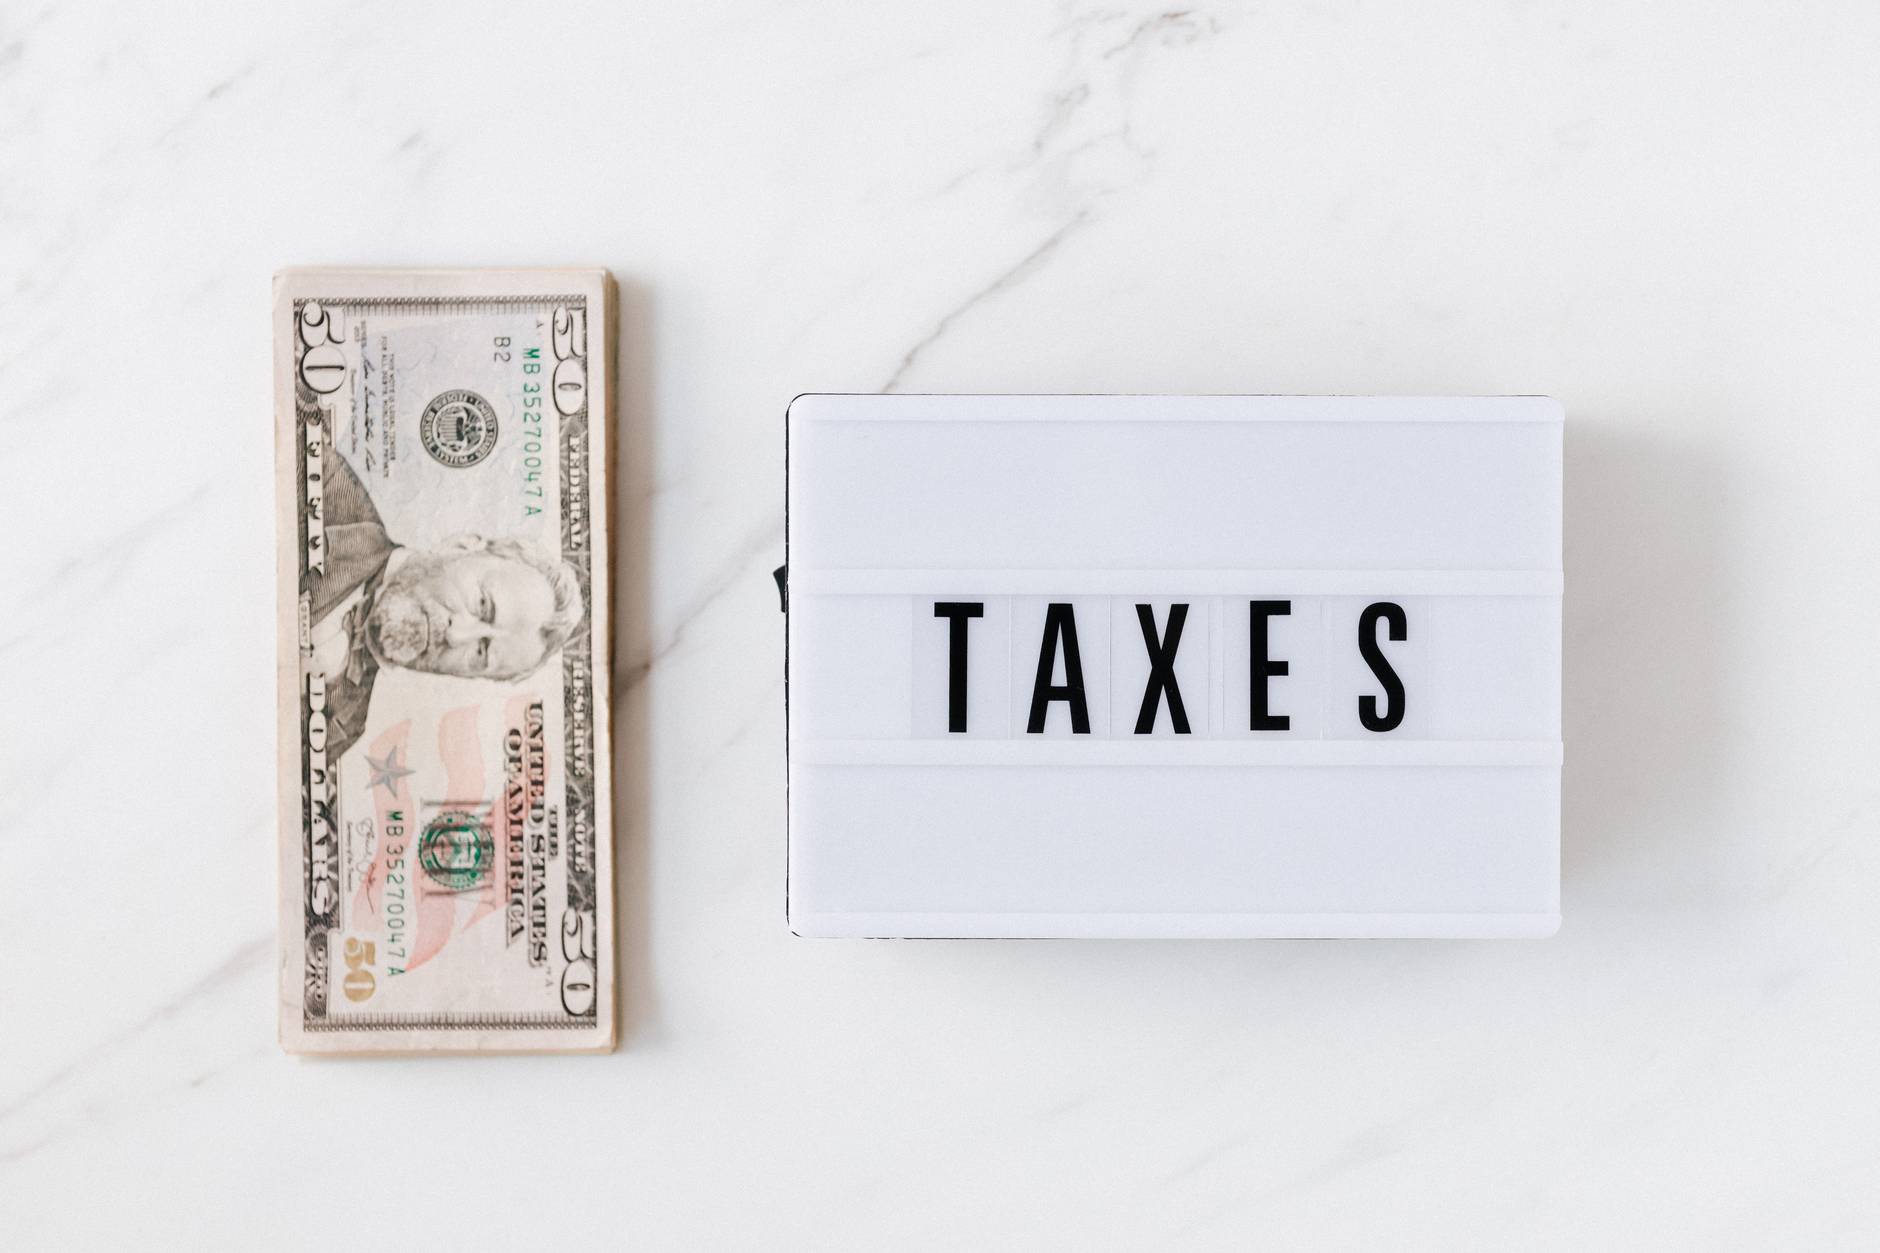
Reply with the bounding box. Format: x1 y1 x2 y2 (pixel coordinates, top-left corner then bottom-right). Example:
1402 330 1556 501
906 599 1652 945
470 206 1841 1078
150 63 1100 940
304 450 585 762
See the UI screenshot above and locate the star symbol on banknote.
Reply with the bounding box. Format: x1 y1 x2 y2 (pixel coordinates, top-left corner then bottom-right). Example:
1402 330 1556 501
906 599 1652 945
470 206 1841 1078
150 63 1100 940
364 746 416 797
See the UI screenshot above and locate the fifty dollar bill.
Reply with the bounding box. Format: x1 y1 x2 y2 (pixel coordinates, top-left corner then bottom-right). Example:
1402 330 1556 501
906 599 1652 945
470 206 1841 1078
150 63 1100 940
275 269 615 1054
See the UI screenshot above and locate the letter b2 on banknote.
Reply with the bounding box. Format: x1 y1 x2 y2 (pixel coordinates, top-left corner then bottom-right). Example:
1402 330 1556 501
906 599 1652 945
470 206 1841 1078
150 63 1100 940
274 269 615 1054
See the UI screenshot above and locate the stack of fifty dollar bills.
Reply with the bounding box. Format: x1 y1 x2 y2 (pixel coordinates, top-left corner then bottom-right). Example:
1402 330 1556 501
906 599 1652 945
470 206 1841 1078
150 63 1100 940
274 269 616 1054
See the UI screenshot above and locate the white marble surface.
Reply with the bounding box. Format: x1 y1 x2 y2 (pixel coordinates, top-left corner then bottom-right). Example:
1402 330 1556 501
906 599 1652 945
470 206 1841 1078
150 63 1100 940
3 1 1877 1247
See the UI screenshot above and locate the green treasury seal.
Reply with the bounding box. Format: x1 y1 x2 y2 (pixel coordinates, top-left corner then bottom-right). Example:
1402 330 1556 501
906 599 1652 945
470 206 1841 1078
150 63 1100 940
420 389 499 468
418 811 495 890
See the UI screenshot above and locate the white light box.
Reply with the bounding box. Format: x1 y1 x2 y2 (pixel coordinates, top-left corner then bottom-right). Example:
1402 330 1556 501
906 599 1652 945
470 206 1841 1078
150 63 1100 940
785 395 1563 938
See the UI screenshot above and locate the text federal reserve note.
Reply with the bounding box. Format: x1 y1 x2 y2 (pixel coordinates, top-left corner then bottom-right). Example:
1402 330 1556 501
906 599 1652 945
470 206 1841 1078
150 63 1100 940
275 269 615 1053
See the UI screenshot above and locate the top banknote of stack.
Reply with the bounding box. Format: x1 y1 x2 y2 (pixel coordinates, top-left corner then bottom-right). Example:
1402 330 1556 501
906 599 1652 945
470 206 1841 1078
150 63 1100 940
274 269 615 1054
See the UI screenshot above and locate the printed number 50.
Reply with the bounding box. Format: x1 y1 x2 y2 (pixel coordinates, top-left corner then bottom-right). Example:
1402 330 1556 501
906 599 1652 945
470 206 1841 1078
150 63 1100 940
550 305 587 417
342 937 376 1003
560 909 597 1016
296 301 349 395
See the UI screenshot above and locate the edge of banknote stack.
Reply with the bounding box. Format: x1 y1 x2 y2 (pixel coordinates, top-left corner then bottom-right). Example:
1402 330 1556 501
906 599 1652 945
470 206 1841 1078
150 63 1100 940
274 268 618 1055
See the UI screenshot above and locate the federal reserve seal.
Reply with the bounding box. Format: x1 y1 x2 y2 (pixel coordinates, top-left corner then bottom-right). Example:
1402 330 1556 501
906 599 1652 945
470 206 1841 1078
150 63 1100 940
419 389 499 468
418 811 494 890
